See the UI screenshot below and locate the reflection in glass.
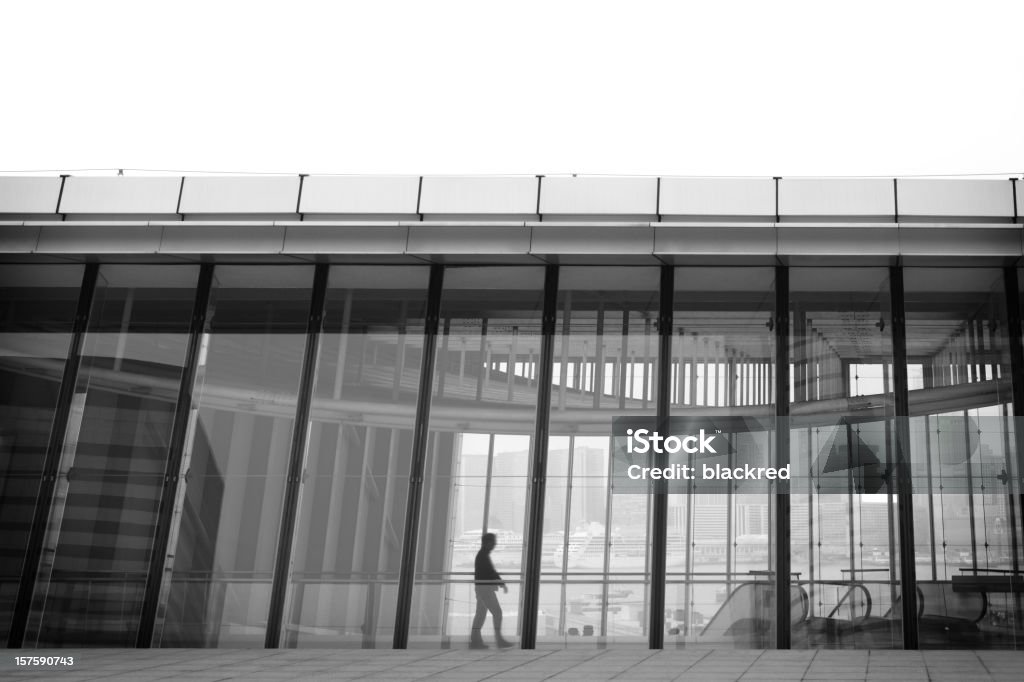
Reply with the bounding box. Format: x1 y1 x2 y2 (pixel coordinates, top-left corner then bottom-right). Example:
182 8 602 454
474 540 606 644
157 266 313 647
0 266 84 644
906 268 1021 649
21 266 197 646
788 268 902 649
284 267 429 648
666 267 776 648
539 268 659 647
3 261 1023 652
409 268 543 648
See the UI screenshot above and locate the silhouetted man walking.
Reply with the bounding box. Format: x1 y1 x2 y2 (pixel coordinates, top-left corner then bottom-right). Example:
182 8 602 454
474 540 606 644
471 533 514 649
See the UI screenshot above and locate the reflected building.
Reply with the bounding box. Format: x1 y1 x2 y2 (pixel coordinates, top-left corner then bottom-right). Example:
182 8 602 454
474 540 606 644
1 174 1023 652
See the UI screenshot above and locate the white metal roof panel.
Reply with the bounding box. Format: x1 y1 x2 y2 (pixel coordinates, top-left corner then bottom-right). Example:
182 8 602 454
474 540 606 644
299 175 420 214
179 176 301 214
897 179 1014 218
60 177 182 214
419 176 537 214
659 177 775 216
540 176 657 215
0 177 63 214
779 178 894 216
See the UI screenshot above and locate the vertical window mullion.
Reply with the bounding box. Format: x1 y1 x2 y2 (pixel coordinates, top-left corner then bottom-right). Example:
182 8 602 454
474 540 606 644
264 263 329 648
774 265 791 649
135 263 215 647
648 265 673 649
519 265 559 649
392 264 444 649
889 266 919 649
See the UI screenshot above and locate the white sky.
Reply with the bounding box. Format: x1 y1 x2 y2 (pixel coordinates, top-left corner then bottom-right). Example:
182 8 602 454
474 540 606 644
1 0 1021 178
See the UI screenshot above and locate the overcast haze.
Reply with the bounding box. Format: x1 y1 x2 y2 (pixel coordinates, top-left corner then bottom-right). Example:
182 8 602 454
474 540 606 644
1 0 1021 177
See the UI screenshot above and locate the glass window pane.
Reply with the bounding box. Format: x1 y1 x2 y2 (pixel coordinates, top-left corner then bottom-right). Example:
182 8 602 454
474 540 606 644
789 268 902 650
667 267 776 648
157 266 313 647
409 267 544 649
905 268 1021 649
540 267 659 648
284 266 429 648
0 265 84 643
23 265 198 647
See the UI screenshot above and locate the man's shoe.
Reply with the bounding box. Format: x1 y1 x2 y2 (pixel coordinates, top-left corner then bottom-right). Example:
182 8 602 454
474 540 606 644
470 629 488 649
495 637 515 649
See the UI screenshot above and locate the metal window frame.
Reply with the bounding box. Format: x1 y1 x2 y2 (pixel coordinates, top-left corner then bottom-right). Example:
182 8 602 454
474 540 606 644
135 264 215 647
648 265 673 648
774 265 791 649
392 264 444 648
889 266 919 649
519 264 559 649
264 263 329 647
7 263 99 648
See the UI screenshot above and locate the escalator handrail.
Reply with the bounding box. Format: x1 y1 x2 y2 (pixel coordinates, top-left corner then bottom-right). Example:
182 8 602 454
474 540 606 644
824 582 872 622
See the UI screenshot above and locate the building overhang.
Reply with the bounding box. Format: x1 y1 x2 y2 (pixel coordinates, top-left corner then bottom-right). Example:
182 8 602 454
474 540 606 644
1 175 1020 266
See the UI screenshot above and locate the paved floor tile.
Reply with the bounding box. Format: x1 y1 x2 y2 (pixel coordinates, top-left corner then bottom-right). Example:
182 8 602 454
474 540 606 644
5 648 1022 680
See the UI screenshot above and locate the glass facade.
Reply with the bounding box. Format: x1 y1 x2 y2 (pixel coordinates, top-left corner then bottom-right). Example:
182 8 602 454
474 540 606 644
410 267 543 647
541 268 660 647
3 263 1023 651
904 268 1021 648
667 267 775 648
156 266 314 647
788 268 902 649
26 266 199 647
284 266 428 648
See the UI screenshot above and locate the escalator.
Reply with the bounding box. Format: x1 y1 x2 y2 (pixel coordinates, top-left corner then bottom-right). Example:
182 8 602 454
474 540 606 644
700 577 1021 648
698 581 807 647
699 580 885 647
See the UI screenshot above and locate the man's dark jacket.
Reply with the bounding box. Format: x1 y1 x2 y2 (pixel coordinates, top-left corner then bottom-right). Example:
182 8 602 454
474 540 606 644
474 548 504 589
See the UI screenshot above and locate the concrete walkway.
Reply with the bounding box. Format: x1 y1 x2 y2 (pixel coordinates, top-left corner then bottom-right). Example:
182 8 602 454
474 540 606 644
3 648 1023 681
